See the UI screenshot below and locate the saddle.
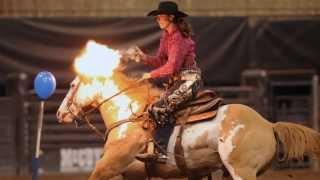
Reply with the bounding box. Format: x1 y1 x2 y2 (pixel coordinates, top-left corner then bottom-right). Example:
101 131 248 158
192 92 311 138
174 89 223 124
138 89 224 176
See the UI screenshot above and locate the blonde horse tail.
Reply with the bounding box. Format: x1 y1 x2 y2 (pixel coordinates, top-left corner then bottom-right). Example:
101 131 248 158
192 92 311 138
273 122 320 161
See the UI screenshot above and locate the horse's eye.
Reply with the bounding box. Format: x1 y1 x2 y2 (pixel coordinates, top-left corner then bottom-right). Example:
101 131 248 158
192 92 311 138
70 83 75 88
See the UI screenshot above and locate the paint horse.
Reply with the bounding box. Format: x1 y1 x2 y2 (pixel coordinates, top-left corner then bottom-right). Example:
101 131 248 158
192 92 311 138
56 70 320 180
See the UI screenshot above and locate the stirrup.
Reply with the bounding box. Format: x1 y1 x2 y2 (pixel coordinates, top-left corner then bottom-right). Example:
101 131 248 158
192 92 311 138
136 153 157 162
135 153 167 163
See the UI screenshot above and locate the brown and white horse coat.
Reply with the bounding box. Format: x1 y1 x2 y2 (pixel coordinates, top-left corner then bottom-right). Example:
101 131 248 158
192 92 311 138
57 76 320 180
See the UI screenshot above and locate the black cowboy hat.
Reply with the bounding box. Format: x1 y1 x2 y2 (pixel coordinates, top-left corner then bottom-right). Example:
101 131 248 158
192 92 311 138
147 1 188 17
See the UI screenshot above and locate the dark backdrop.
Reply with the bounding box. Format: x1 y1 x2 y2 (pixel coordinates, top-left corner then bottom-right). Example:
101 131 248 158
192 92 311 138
0 17 319 88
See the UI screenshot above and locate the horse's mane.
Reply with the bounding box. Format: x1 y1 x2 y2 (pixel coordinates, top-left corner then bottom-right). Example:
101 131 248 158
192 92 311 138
111 67 162 109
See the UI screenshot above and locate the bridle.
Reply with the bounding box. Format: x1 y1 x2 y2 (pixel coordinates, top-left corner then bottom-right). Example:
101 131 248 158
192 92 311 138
66 79 149 140
65 78 185 161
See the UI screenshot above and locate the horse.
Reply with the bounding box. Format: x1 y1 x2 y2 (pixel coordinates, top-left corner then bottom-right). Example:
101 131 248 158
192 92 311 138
56 69 320 180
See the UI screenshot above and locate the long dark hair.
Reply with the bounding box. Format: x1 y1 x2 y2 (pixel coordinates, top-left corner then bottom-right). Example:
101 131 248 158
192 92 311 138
174 17 193 38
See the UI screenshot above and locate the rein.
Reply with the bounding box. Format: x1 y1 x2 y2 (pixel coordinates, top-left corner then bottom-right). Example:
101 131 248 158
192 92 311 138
73 79 147 140
104 112 148 141
84 78 145 115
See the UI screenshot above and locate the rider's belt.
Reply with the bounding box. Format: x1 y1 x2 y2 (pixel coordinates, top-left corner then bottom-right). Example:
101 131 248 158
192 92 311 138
180 68 201 81
167 57 200 86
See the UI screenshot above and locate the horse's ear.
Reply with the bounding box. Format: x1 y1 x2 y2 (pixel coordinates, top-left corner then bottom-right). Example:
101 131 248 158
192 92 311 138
97 76 107 83
78 74 93 84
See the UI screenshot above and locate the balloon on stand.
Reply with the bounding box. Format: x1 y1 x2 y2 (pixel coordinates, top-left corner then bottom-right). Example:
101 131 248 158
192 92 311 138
34 71 56 100
32 71 56 180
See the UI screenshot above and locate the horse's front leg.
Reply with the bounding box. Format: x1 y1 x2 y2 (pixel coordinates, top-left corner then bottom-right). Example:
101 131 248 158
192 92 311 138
89 131 148 180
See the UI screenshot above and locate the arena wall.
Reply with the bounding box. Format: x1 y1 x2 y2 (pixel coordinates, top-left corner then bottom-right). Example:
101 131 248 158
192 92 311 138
0 0 320 17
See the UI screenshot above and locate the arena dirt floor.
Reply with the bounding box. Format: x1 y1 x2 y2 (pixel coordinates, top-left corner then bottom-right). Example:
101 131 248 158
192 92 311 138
1 169 320 180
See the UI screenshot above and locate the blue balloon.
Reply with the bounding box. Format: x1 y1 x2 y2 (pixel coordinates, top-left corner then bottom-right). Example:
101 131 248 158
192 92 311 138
34 71 56 100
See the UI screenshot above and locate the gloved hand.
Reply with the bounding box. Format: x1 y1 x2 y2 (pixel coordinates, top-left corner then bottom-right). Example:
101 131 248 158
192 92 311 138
121 46 146 63
141 73 151 80
137 73 152 83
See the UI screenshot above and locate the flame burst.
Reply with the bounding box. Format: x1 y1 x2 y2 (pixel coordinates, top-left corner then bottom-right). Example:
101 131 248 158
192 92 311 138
74 40 140 128
74 40 121 78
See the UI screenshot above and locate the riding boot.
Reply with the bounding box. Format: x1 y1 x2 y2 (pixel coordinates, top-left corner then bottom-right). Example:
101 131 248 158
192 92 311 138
136 115 174 163
154 119 175 160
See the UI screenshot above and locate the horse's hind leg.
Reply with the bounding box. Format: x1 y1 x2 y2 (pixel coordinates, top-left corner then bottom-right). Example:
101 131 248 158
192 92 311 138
218 133 258 180
217 105 276 180
222 166 256 180
217 115 258 180
218 147 257 180
239 171 256 180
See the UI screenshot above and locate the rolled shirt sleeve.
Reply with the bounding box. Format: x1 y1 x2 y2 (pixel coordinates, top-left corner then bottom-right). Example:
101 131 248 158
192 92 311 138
150 32 188 78
142 34 167 68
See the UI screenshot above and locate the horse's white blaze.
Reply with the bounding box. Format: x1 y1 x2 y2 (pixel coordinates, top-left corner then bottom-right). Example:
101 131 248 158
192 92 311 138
166 105 229 166
218 122 245 180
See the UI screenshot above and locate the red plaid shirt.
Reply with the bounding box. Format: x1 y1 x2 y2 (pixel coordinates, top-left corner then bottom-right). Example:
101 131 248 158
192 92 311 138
142 27 196 78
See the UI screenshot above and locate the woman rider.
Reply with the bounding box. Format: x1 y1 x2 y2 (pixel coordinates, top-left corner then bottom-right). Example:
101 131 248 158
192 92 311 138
126 1 202 160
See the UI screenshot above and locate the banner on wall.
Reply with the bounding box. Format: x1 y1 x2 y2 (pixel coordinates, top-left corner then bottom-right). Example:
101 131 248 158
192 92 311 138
59 148 103 172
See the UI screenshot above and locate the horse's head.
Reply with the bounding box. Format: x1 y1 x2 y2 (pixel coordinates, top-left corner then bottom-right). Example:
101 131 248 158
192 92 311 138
56 76 105 123
56 72 161 124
